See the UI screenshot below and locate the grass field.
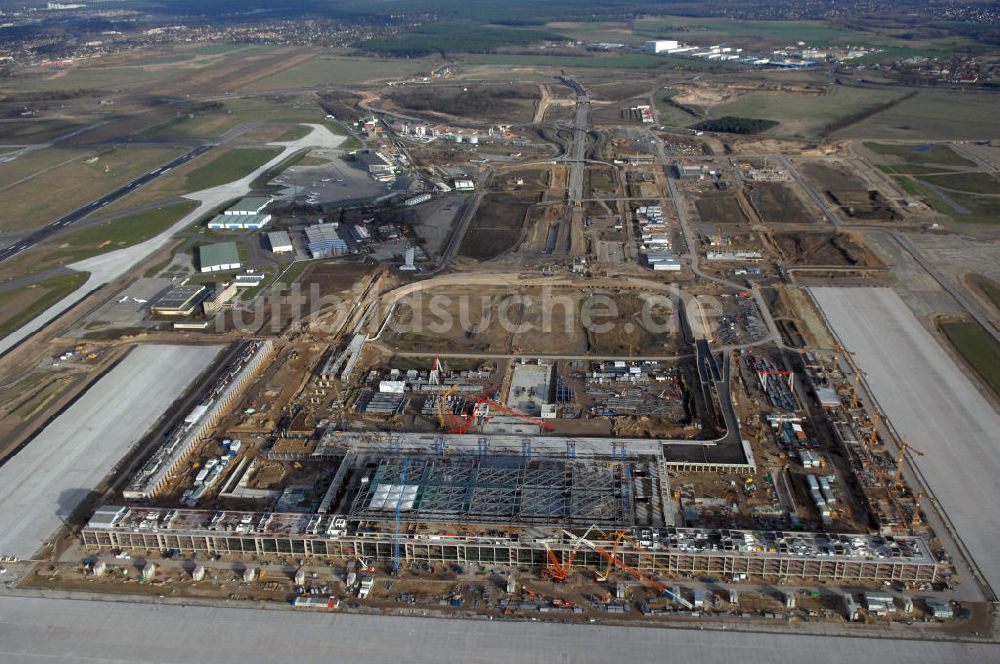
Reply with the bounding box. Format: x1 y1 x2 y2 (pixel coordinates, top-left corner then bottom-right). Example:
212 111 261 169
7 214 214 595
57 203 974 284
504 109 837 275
920 172 1000 195
837 91 1000 140
634 16 976 56
970 274 1000 314
0 272 89 338
708 87 903 139
864 142 977 168
182 147 281 191
53 201 198 258
0 145 185 233
896 176 1000 225
0 148 89 191
467 52 730 71
0 119 83 144
940 320 1000 398
242 55 425 90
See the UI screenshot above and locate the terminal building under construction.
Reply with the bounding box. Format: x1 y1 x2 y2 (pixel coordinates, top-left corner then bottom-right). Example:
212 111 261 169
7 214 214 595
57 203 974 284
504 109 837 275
83 447 939 585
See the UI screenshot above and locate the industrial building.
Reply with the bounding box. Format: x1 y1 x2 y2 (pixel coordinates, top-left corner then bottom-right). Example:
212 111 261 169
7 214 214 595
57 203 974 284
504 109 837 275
151 285 208 316
207 213 271 230
305 224 349 259
198 242 242 273
202 282 237 315
404 193 432 207
122 341 274 500
644 40 680 53
207 197 273 230
225 197 271 216
267 230 294 254
81 503 939 585
356 151 395 181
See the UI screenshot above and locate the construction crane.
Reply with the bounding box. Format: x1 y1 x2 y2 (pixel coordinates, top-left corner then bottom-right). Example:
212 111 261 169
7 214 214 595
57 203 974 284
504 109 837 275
436 385 459 431
562 530 668 595
831 342 855 373
867 408 881 447
594 531 627 583
543 527 593 582
850 369 867 409
894 440 925 486
616 533 693 609
912 490 925 527
447 394 557 435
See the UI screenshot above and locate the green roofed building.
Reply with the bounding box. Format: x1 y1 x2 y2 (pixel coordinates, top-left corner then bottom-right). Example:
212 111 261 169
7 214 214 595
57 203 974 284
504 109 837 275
198 242 241 273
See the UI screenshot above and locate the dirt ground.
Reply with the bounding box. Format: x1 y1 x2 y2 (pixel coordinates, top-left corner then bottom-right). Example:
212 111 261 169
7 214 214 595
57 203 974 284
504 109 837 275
747 183 816 224
694 192 748 225
773 232 881 267
381 83 539 124
459 192 536 261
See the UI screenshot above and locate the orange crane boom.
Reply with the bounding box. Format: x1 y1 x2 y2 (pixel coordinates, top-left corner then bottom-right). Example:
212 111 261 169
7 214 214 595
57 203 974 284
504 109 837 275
562 530 666 593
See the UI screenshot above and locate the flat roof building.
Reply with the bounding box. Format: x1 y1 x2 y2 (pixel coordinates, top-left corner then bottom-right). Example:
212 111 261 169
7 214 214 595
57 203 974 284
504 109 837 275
305 224 348 259
150 284 207 316
267 230 293 254
224 197 271 216
198 242 242 273
207 213 271 230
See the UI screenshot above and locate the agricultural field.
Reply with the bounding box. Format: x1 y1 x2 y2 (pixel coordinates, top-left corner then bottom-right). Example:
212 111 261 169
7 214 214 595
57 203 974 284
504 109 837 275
708 87 904 139
838 91 1000 141
940 320 1000 398
0 272 88 338
0 145 185 233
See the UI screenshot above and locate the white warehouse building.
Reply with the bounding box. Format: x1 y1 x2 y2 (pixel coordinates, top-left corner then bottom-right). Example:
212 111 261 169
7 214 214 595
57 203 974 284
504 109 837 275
644 40 680 54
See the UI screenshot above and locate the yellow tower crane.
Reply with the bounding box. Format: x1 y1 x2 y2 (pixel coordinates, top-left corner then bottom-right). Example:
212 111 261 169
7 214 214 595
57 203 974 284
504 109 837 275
894 440 926 486
437 384 458 431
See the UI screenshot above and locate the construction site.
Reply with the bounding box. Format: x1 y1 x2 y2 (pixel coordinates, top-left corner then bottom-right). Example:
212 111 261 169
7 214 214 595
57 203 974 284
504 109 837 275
1 72 989 639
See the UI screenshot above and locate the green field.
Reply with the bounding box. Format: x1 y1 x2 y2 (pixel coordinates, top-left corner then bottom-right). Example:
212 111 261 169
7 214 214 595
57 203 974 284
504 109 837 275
55 201 198 257
277 125 311 141
920 172 1000 195
0 148 89 190
970 274 1000 314
708 87 904 139
363 21 568 56
242 55 425 90
896 176 1000 225
183 147 281 191
837 91 1000 140
0 272 89 338
467 52 730 71
940 320 1000 398
864 142 977 167
634 16 976 56
0 145 185 232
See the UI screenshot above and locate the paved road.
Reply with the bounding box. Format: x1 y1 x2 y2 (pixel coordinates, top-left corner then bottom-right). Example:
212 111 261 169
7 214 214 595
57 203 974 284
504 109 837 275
812 286 1000 601
0 144 213 264
0 595 996 664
